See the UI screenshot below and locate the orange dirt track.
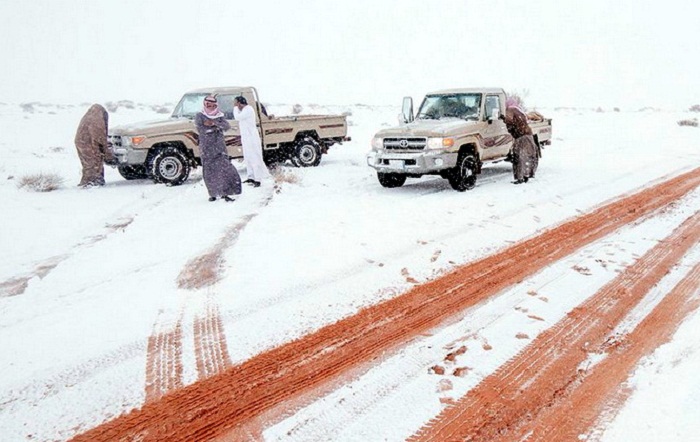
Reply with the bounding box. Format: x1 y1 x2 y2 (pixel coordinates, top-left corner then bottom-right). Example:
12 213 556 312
71 168 700 442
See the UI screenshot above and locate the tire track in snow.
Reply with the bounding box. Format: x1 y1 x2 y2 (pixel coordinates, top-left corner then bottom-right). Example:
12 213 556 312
194 298 232 380
517 261 700 442
408 211 700 442
144 191 273 399
0 218 134 298
0 341 145 409
69 167 700 442
144 309 184 403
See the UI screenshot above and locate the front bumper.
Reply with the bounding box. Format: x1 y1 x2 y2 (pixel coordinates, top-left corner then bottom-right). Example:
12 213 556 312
108 135 149 165
366 150 458 174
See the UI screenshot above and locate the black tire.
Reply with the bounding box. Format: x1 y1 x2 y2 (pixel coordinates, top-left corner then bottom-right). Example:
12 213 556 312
448 153 477 191
377 172 407 188
148 147 191 186
117 164 148 180
291 136 322 167
263 150 281 169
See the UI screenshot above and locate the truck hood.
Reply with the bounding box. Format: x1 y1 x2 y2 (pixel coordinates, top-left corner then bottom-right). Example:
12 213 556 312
375 119 479 138
109 117 194 136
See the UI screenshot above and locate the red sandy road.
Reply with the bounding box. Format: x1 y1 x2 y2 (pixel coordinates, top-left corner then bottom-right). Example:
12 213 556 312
408 211 700 441
521 261 700 441
70 168 700 442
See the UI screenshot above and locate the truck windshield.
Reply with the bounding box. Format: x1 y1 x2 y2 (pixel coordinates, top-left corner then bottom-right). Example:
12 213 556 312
172 93 238 119
416 94 481 121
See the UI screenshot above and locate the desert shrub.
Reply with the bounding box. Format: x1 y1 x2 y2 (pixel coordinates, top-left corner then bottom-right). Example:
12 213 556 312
150 104 172 114
689 104 700 112
104 100 136 112
272 167 299 185
677 118 698 127
17 172 64 192
292 104 303 114
20 103 36 113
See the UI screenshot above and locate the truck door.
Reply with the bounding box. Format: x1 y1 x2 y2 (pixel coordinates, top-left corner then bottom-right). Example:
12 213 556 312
217 94 243 158
480 94 512 160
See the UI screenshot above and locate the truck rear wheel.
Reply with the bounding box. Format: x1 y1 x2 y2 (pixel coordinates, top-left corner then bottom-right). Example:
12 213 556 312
292 136 322 167
117 164 148 180
377 172 407 188
148 147 191 186
448 153 477 191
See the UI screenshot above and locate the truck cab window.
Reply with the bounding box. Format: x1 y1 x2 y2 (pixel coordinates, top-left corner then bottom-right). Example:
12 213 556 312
416 94 481 121
217 95 236 120
485 95 501 120
172 93 209 118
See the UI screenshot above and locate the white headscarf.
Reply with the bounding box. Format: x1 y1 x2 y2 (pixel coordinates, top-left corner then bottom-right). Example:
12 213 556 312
202 95 224 119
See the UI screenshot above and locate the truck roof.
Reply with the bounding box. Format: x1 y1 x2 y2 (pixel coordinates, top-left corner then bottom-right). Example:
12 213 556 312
427 87 505 95
185 86 252 95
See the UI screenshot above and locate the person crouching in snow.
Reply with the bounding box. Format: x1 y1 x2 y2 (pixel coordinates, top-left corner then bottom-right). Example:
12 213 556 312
75 104 116 187
505 105 538 184
194 95 241 202
233 96 271 187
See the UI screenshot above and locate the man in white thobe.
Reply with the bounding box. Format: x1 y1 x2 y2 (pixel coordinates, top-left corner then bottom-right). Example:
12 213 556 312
233 96 271 187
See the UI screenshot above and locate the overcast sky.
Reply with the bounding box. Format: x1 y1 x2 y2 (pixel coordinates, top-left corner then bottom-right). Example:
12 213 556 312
1 0 698 109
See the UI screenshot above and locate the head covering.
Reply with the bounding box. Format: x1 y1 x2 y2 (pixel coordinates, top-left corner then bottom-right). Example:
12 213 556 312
505 96 522 110
202 95 224 118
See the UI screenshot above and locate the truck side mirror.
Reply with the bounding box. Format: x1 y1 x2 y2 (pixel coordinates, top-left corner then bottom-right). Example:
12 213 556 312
401 96 414 124
488 108 500 124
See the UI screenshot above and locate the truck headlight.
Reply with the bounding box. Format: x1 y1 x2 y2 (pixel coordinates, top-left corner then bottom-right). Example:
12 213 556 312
371 137 383 149
122 136 146 147
427 137 454 149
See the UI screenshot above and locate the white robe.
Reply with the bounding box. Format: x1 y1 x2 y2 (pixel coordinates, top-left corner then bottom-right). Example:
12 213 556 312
234 105 271 181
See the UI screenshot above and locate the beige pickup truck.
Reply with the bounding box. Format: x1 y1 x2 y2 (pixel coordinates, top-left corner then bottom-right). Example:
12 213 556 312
108 86 350 185
367 88 552 191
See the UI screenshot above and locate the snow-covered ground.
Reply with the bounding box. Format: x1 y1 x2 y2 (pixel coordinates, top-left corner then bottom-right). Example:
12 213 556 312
0 101 699 441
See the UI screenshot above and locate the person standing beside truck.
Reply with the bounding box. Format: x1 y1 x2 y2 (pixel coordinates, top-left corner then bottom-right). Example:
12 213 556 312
505 105 538 184
75 104 116 187
195 95 241 202
234 96 271 187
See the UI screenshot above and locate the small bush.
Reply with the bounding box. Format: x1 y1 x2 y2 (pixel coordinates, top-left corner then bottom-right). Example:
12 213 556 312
292 104 303 114
20 103 36 113
150 104 172 114
689 104 700 112
677 118 698 127
272 167 299 185
17 173 64 192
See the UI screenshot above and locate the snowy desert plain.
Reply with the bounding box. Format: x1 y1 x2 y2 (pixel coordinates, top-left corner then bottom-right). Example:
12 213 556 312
0 99 700 442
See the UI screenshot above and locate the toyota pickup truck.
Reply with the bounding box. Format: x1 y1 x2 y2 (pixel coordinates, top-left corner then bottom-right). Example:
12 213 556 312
108 86 351 185
366 88 552 191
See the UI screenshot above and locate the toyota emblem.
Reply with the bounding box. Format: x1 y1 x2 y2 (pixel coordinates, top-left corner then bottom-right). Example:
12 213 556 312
399 139 409 148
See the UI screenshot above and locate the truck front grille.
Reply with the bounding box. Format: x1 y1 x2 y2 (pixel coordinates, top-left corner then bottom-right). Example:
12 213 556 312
383 137 426 150
109 135 122 147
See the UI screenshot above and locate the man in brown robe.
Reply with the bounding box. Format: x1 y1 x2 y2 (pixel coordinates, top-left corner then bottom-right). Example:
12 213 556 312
75 104 116 187
505 106 539 184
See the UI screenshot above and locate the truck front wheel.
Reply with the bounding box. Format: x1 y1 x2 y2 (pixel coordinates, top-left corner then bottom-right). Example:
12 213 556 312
148 147 191 186
448 153 477 191
377 172 407 188
292 137 322 167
